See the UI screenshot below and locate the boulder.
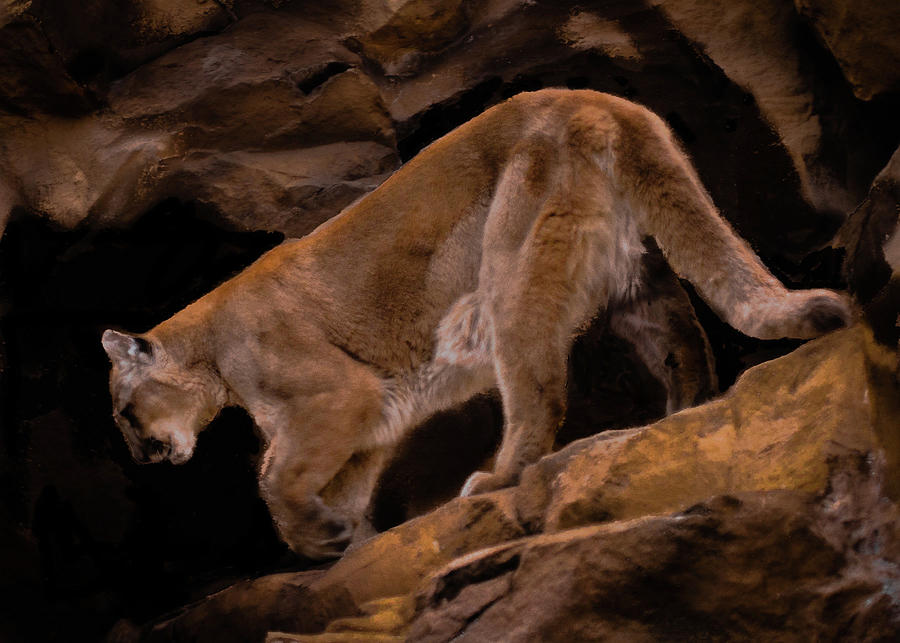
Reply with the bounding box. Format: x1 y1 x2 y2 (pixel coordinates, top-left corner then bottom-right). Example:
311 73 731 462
129 571 358 643
0 8 90 115
839 145 900 350
654 0 854 213
34 0 231 77
795 0 900 100
2 0 897 244
0 113 173 228
134 493 524 641
409 487 900 642
516 325 900 532
164 142 399 236
0 11 400 235
351 0 474 77
0 0 233 115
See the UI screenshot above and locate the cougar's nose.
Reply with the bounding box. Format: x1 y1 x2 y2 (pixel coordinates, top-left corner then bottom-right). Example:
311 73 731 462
132 450 152 464
145 437 170 459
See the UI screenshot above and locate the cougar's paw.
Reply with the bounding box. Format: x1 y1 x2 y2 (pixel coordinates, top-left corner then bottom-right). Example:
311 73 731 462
460 470 515 497
283 501 355 561
799 290 854 338
292 522 354 561
305 515 354 561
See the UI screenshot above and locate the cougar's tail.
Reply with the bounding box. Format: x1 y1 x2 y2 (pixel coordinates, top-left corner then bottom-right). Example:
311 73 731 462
608 104 851 340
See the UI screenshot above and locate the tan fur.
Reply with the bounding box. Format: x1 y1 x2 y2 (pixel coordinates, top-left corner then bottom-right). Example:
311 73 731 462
102 89 852 560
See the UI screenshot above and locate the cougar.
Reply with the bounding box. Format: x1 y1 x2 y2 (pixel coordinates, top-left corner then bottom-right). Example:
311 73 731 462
103 89 852 559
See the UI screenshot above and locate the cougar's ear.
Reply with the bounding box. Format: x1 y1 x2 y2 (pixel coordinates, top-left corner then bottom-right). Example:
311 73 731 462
102 329 154 365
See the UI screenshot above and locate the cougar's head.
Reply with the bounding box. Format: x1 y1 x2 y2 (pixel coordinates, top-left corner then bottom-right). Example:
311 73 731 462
102 329 224 465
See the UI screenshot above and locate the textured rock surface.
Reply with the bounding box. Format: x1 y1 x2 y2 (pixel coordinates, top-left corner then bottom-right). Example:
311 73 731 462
409 488 900 642
1 0 897 244
120 571 357 643
0 10 401 236
655 0 855 213
840 145 900 350
517 325 899 532
130 493 524 641
796 0 900 100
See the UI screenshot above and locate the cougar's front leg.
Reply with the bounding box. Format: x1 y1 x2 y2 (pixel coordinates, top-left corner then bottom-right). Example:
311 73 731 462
254 352 386 560
261 430 360 561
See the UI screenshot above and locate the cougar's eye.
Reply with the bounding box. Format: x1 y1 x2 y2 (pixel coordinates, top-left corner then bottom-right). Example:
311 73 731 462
119 403 140 428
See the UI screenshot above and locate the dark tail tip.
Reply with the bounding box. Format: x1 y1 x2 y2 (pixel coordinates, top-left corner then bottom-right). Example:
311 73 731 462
804 293 853 335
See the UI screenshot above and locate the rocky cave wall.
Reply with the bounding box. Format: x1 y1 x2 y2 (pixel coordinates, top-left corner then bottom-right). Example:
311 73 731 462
0 0 898 641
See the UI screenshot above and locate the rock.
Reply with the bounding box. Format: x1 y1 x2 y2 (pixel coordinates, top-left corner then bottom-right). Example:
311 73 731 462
653 0 879 217
102 11 400 234
2 0 897 243
0 9 90 115
557 10 641 60
516 325 899 532
133 571 359 643
839 145 900 350
0 113 173 228
0 0 233 115
106 16 392 148
409 488 900 641
166 142 399 236
350 0 477 77
0 11 400 235
317 493 524 607
267 595 413 642
34 0 231 80
795 0 900 100
137 493 523 640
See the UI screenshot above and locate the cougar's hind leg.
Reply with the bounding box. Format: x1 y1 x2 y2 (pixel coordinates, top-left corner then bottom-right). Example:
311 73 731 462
462 196 613 495
460 321 571 496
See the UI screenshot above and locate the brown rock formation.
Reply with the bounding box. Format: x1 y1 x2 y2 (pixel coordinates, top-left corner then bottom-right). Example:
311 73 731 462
2 0 896 243
408 487 899 642
796 0 900 100
840 145 900 350
517 325 899 532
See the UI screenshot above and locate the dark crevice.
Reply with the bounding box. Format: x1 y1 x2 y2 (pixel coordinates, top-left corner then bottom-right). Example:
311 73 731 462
296 62 352 95
372 394 503 531
431 553 521 604
397 76 503 161
791 13 900 201
451 591 509 640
